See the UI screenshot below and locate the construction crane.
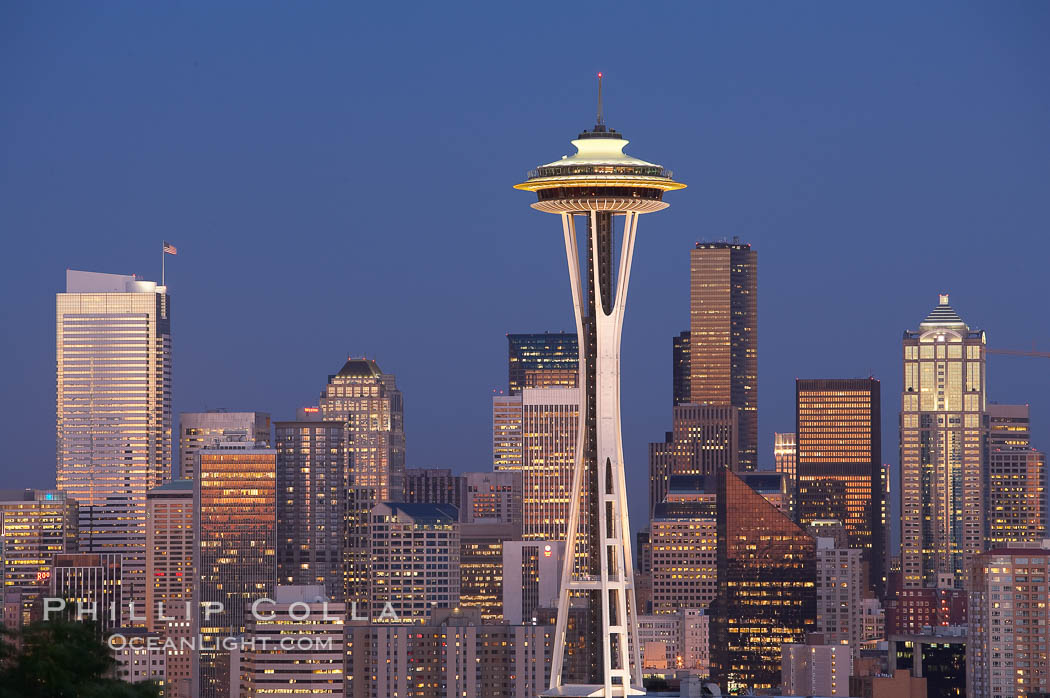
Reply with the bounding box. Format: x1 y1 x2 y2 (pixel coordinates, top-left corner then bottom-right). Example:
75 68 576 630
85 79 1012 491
987 348 1050 359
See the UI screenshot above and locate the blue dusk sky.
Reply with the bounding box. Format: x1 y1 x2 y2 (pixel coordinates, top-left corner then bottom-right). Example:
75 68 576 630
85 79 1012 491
1 3 1048 545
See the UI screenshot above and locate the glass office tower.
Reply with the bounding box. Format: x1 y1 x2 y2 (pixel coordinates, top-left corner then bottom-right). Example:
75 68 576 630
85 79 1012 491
711 467 816 694
56 269 172 623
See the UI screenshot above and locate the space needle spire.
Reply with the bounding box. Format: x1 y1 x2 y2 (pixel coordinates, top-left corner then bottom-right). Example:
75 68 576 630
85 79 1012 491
515 77 685 697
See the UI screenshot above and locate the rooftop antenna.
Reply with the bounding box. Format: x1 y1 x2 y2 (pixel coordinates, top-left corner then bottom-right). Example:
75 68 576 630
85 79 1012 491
596 72 604 126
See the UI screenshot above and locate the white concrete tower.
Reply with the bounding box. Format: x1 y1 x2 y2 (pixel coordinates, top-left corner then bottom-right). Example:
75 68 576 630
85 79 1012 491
515 76 685 697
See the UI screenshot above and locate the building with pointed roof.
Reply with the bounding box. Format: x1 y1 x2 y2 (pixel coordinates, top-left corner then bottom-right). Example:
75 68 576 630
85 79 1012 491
900 294 986 589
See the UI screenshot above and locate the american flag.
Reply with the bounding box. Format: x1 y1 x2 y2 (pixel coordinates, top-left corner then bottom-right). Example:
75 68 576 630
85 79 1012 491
163 241 177 255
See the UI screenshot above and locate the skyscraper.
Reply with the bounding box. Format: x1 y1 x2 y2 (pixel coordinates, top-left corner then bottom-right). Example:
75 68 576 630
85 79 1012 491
968 545 1050 698
689 241 757 470
196 439 277 698
984 404 1046 545
274 418 348 600
0 489 78 628
463 471 522 529
796 377 883 597
520 387 580 541
56 269 172 623
145 479 193 698
507 332 579 395
900 294 986 589
403 467 464 510
319 358 405 501
648 404 738 516
672 330 691 406
493 393 524 471
515 83 684 694
774 432 797 489
710 467 816 694
178 411 270 481
368 502 459 624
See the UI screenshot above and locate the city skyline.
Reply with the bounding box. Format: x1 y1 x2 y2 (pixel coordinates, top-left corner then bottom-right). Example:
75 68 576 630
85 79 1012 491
2 5 1048 549
1 5 1049 696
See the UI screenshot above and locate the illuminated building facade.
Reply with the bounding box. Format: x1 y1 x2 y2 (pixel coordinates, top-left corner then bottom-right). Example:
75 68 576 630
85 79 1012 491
196 442 277 698
145 479 193 698
984 404 1046 545
56 270 172 623
319 358 405 502
459 522 518 622
689 241 757 470
346 608 552 698
0 490 78 613
368 502 459 623
810 523 864 647
774 431 797 499
178 411 270 481
520 387 580 541
650 497 717 615
493 393 524 471
967 546 1050 698
243 586 345 697
781 643 852 697
796 377 883 597
649 404 738 518
463 470 522 529
672 330 691 406
508 332 579 395
900 294 986 589
274 419 347 600
711 467 816 694
49 552 123 633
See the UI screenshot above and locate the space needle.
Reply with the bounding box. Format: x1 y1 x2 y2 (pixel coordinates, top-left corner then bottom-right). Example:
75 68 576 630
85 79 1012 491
515 75 685 697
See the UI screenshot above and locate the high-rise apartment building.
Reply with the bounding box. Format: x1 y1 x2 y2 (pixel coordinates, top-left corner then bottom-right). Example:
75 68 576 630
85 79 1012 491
319 358 405 501
672 330 691 406
274 419 347 600
648 404 738 518
519 387 580 540
781 643 852 697
796 377 883 597
493 394 524 471
710 467 816 694
346 608 551 698
809 523 864 647
650 495 718 614
968 545 1050 698
368 502 459 624
689 241 757 470
984 404 1046 545
507 332 578 395
196 441 277 698
56 270 172 621
900 294 986 589
243 586 345 697
178 411 270 481
145 479 193 698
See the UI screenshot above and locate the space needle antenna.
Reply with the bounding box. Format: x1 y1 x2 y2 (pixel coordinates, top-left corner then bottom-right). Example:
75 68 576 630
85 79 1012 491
596 72 604 126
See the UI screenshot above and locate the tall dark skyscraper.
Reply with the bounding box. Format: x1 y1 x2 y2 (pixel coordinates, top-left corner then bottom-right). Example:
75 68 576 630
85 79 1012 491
672 330 691 406
507 332 579 395
711 467 816 694
795 377 883 597
274 418 348 600
689 241 758 470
